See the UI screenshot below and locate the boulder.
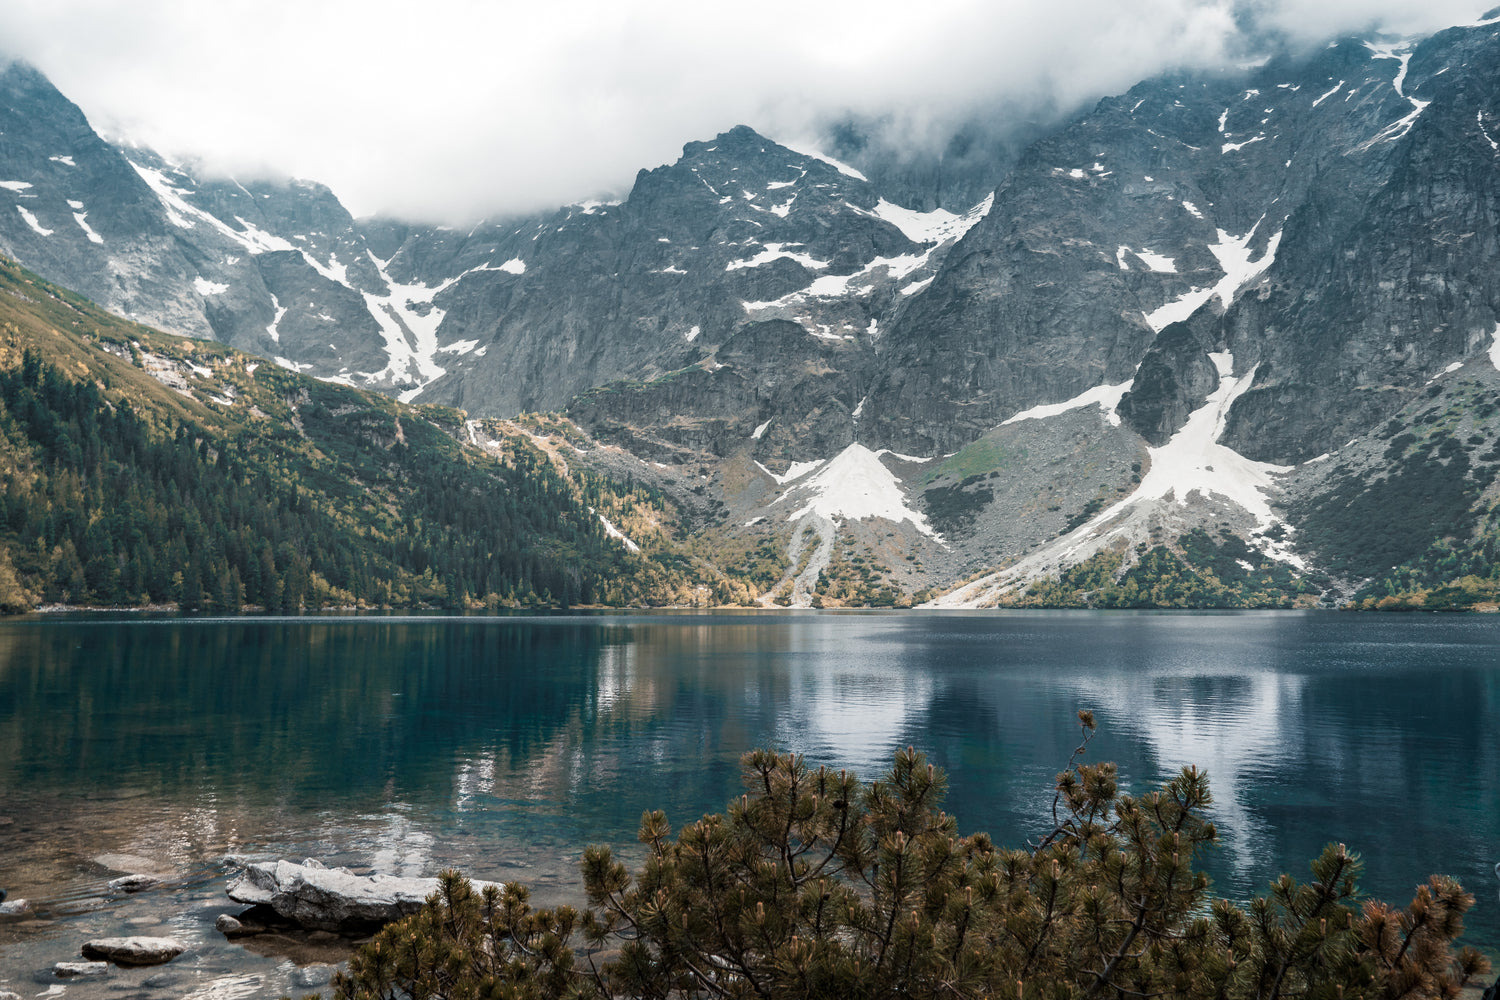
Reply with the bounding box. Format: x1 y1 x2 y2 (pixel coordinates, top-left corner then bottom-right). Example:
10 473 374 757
80 936 186 966
0 897 32 920
108 873 160 893
91 853 170 877
226 859 502 933
214 912 266 938
54 961 109 977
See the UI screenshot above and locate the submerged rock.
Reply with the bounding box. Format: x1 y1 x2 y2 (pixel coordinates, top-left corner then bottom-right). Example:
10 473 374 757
54 961 109 977
92 853 170 877
81 936 185 966
294 964 336 989
108 873 160 893
226 859 502 933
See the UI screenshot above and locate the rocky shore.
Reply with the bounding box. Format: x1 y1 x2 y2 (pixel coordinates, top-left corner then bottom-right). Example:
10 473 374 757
0 854 506 997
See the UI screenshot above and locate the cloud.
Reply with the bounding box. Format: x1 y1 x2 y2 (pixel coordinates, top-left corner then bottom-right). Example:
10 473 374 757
0 0 1487 221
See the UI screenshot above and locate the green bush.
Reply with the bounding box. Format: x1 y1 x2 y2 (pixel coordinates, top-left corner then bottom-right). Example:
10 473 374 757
331 714 1489 1000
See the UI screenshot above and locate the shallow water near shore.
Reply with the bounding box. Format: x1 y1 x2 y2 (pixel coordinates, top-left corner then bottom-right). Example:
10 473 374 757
1 609 1498 996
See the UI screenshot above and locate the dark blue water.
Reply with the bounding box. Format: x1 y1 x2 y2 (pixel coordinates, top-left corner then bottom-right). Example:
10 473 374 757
0 610 1497 992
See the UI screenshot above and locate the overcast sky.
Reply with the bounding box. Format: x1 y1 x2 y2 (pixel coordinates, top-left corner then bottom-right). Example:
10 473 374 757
0 0 1488 222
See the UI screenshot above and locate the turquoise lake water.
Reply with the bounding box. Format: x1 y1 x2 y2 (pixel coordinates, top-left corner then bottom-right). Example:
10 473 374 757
0 610 1497 996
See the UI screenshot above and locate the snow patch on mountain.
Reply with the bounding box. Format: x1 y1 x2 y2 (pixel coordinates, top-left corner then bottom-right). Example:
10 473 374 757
1144 223 1282 332
266 294 286 343
726 243 830 272
1002 380 1132 428
1477 111 1498 151
596 512 640 553
1355 42 1429 148
1113 353 1290 530
303 252 348 286
778 444 937 538
856 193 994 246
0 181 32 192
72 210 103 243
16 205 51 236
776 140 868 181
193 276 228 296
364 251 454 399
934 354 1296 607
756 459 822 486
1120 247 1177 273
1207 223 1282 307
1312 80 1345 106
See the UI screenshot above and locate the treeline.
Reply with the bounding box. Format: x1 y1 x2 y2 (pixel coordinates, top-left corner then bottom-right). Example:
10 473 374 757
1004 529 1319 609
1354 505 1500 610
0 346 677 612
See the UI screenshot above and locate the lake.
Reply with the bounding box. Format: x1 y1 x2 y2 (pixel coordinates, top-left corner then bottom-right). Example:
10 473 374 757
1 610 1498 997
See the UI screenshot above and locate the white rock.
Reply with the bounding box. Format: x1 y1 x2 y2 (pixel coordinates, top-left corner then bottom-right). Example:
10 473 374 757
81 936 186 966
226 859 502 932
55 961 109 977
0 897 32 919
109 873 160 893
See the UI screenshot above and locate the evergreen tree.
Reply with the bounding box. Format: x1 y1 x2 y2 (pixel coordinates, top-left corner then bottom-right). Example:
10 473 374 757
331 714 1489 1000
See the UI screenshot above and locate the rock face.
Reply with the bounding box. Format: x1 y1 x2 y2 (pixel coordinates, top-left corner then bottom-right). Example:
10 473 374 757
5 20 1500 603
6 26 1500 471
226 859 502 933
80 936 185 966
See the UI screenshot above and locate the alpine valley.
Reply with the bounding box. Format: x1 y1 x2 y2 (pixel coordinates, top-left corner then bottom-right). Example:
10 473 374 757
6 13 1500 612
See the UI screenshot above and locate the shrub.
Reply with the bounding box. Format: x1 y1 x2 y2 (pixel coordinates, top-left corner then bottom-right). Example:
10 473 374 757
331 713 1489 1000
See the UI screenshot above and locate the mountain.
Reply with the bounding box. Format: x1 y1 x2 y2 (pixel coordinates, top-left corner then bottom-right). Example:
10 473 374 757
5 15 1500 612
0 253 758 610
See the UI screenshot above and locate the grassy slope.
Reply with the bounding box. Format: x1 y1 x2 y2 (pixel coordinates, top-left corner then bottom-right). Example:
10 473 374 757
0 255 728 611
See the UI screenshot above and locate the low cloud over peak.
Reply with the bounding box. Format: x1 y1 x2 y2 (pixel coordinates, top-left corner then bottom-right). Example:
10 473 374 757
0 0 1486 221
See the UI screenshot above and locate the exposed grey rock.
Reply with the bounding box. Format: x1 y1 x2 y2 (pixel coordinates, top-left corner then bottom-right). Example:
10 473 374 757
81 936 186 966
0 897 33 919
108 873 160 893
54 961 109 977
214 913 256 937
1117 323 1218 446
226 859 503 932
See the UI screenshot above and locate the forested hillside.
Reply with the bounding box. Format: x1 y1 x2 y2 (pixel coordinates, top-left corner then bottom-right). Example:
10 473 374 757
0 255 720 612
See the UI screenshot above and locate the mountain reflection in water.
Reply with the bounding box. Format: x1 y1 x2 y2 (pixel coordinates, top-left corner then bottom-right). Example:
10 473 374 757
0 611 1496 995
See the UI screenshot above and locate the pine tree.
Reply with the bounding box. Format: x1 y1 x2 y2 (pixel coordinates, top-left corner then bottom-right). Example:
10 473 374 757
332 714 1489 1000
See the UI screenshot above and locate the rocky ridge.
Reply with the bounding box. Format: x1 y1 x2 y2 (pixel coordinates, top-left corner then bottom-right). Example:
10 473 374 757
5 17 1500 607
